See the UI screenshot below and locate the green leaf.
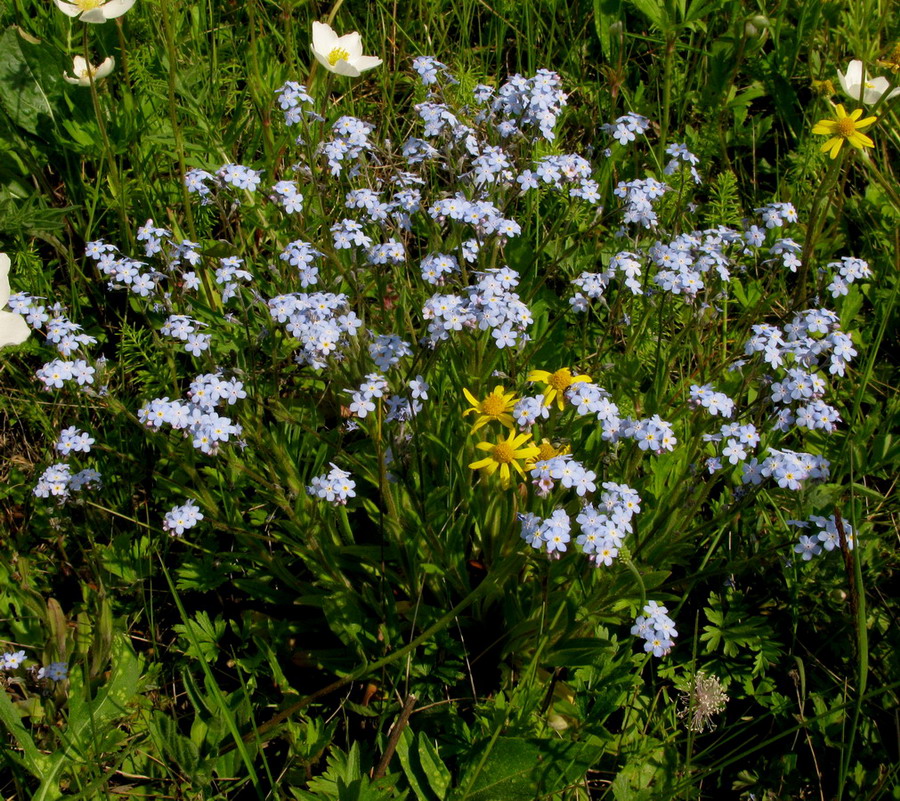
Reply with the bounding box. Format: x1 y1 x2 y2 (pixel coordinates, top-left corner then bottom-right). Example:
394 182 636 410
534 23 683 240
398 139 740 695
0 685 51 778
628 0 666 29
149 712 206 785
0 26 62 138
593 0 624 59
456 737 542 801
32 635 146 801
398 728 452 801
173 610 226 661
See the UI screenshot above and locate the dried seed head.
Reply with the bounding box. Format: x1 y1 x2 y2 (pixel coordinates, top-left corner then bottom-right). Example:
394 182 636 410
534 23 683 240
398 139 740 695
678 671 729 732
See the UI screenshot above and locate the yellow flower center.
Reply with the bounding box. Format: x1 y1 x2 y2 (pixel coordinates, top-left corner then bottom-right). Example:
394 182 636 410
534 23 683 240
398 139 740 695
547 368 575 392
328 47 350 66
536 441 557 461
837 116 857 137
75 0 104 9
480 395 507 416
491 442 516 464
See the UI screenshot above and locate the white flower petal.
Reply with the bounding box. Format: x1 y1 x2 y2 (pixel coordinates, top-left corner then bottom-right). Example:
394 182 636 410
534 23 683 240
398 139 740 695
311 48 334 71
100 0 136 19
336 31 362 60
0 253 10 307
53 0 84 18
353 56 383 73
94 56 116 79
837 58 897 104
80 8 109 23
312 21 338 57
0 310 30 348
331 59 362 78
0 254 29 348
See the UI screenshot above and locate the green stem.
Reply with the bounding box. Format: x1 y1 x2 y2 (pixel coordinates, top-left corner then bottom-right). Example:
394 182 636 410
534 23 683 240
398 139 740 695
159 0 197 243
83 26 129 243
796 150 846 305
659 31 676 163
246 0 275 161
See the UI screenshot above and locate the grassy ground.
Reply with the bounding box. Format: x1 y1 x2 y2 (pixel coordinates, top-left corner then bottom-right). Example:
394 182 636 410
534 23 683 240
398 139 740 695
1 0 899 798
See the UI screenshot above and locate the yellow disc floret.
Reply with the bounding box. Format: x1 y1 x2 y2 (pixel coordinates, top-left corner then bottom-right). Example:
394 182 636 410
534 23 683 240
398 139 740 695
527 367 592 410
491 442 516 463
462 385 518 432
469 431 540 489
811 104 877 159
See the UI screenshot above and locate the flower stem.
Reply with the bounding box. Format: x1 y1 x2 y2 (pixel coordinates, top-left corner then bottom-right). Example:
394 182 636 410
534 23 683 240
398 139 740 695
796 149 846 305
159 0 196 242
83 26 130 244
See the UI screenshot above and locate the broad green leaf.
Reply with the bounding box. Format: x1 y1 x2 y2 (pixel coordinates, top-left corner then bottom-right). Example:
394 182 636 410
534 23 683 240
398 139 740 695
593 0 624 59
628 0 666 29
456 737 541 801
0 686 51 778
0 27 62 138
398 728 452 801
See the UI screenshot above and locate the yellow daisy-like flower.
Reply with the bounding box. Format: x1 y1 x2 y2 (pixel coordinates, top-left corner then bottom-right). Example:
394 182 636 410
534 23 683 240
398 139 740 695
469 430 541 488
811 104 878 159
526 438 570 470
462 385 518 432
527 367 592 411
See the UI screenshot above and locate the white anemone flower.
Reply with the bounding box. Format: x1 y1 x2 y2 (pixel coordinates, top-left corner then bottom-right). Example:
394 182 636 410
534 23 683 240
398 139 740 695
311 21 382 77
64 55 115 86
0 254 30 349
838 59 900 105
54 0 136 24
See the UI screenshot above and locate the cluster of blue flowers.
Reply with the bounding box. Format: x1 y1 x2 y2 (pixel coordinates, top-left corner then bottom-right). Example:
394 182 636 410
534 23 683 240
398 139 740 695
307 464 356 506
55 426 94 455
690 384 736 418
514 385 676 455
8 294 97 365
825 255 872 298
631 601 678 657
137 373 245 456
274 80 317 126
601 112 651 146
270 180 304 214
2 650 69 682
519 481 642 567
267 292 362 369
790 514 856 560
163 499 204 537
517 153 599 202
472 69 568 141
411 56 452 86
13 51 864 593
33 462 101 500
422 267 533 348
663 143 702 184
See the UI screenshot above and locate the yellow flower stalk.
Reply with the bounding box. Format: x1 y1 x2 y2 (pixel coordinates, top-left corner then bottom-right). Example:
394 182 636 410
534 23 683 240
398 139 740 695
527 367 592 411
462 385 518 432
469 430 540 488
811 104 877 159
